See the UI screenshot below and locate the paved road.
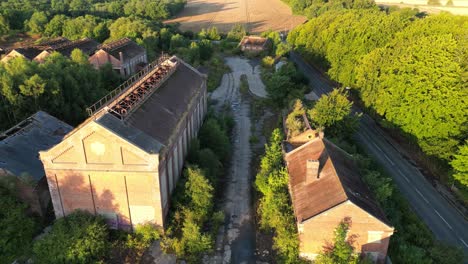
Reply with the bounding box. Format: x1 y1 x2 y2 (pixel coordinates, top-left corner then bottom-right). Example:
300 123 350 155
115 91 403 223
290 51 468 256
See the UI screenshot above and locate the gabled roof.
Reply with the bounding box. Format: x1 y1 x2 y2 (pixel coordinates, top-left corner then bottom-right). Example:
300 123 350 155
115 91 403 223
61 56 205 155
239 36 270 47
0 111 73 183
35 37 71 50
10 47 43 60
99 38 145 62
55 38 100 57
125 59 204 146
284 137 390 226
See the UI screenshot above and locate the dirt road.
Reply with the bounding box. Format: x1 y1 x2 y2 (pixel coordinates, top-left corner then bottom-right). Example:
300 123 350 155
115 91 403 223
206 57 268 263
165 0 306 33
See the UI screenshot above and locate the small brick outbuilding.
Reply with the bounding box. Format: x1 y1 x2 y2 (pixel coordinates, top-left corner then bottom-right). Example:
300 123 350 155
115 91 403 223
283 132 394 263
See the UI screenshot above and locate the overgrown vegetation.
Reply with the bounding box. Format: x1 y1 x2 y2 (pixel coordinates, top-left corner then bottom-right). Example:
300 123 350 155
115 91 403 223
315 219 370 264
263 61 308 108
0 177 38 263
33 210 109 264
282 0 375 18
32 210 162 264
343 142 465 263
255 129 300 263
0 51 120 130
288 8 468 191
162 111 233 262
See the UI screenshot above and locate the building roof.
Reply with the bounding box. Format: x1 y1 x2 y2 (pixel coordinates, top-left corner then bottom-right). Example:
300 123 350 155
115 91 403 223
10 47 43 60
55 38 100 57
99 38 146 62
0 111 73 183
64 56 205 155
284 137 390 226
125 59 204 147
35 37 71 50
239 36 270 47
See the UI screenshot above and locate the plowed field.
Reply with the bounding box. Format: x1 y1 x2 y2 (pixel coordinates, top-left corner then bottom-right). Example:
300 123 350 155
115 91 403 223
165 0 307 33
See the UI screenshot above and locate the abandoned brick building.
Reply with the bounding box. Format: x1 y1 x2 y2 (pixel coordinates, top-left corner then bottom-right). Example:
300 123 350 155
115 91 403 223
1 37 99 63
238 36 271 54
0 111 73 217
40 55 207 229
89 38 148 77
283 117 394 263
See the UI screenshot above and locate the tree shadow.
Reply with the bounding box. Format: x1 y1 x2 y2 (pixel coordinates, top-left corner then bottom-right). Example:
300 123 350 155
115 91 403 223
54 171 132 230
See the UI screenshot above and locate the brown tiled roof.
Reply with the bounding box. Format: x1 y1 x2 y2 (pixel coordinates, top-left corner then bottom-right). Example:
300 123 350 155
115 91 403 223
284 138 390 226
99 38 145 62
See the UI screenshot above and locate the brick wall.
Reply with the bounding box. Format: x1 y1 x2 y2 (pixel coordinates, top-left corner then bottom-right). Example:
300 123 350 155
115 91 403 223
299 201 393 263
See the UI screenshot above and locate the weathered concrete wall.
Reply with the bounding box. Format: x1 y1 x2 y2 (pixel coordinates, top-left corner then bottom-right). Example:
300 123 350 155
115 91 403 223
299 201 393 263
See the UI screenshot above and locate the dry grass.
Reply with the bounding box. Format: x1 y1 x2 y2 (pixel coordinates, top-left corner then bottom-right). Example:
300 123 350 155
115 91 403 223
165 0 307 33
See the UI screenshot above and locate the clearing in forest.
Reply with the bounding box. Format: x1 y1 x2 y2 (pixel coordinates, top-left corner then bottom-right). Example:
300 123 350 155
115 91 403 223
164 0 307 33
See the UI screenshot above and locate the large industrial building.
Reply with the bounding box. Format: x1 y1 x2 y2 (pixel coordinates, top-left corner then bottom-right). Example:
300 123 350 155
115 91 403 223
39 55 207 229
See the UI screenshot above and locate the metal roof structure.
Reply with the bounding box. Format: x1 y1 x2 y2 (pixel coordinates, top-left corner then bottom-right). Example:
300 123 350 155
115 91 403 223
0 111 73 183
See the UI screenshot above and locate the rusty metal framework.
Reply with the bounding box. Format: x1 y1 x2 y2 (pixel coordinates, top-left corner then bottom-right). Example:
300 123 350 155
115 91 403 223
86 54 177 120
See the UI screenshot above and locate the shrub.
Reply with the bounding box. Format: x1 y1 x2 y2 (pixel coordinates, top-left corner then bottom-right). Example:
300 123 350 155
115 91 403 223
0 182 38 263
261 56 275 68
33 210 109 264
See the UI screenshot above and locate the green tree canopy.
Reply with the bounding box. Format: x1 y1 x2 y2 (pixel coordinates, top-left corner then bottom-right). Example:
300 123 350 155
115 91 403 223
33 210 109 264
0 181 38 263
451 141 468 187
308 89 352 130
25 11 48 34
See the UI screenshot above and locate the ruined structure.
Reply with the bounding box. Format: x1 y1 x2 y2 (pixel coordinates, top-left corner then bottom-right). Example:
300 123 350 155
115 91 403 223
239 36 271 54
0 111 73 217
89 38 147 77
40 55 207 229
1 37 100 63
283 115 394 263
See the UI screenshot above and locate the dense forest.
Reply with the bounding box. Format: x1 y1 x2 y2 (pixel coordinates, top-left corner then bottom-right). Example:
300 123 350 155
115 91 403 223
287 7 468 188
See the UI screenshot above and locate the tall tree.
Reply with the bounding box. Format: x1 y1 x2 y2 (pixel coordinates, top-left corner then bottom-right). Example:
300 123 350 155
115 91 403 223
308 89 352 130
451 141 468 187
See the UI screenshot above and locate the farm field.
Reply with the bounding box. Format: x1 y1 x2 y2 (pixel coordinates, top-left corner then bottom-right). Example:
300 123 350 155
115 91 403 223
165 0 307 33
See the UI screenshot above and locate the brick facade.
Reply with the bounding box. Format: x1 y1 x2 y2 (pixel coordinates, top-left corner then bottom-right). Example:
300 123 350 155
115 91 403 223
40 57 207 229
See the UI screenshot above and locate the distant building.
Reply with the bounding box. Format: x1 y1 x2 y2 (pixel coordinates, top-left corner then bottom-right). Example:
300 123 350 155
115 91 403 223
40 56 207 230
1 47 43 63
239 36 271 54
283 117 394 263
0 111 73 217
34 38 100 63
1 37 100 63
89 38 148 77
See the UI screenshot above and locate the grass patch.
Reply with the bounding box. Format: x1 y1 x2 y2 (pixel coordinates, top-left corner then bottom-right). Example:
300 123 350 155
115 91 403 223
240 74 249 95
